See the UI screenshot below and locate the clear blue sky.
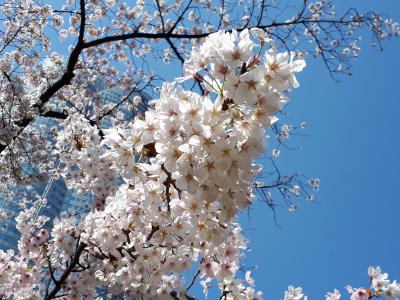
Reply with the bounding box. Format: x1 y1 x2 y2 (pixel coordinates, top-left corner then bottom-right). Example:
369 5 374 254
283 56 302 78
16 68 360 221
237 2 400 299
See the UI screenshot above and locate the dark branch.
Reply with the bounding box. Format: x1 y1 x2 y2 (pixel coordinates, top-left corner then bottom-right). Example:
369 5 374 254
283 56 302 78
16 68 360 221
45 242 87 300
41 111 68 120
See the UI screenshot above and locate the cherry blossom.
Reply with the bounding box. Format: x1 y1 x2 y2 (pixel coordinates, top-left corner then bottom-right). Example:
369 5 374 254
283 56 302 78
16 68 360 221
0 1 398 299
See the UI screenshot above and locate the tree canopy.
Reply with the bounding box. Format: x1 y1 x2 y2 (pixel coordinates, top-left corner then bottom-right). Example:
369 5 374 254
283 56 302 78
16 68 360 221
0 1 399 299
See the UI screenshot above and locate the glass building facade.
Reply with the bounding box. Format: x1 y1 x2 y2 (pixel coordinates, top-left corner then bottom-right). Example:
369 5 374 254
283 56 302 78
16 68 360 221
0 86 149 251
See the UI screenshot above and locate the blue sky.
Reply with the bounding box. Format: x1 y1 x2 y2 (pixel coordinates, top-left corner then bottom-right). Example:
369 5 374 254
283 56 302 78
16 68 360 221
237 2 400 299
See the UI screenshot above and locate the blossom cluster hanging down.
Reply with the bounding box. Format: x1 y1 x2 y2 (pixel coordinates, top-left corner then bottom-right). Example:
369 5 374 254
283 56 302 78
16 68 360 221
0 28 305 299
78 28 303 298
84 29 305 296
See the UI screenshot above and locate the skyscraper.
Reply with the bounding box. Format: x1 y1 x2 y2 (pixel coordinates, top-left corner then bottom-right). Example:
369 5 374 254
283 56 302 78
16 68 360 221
0 85 149 250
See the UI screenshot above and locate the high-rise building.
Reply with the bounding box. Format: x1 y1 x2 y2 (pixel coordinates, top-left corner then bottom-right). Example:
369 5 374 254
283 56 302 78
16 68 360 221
0 86 149 251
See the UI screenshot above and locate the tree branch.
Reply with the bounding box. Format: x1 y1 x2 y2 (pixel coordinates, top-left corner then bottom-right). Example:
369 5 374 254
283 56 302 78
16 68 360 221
41 111 68 120
45 242 87 300
0 0 86 153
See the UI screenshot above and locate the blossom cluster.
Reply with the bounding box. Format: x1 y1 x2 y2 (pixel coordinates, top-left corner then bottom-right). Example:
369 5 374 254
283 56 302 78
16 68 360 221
0 28 307 299
55 115 118 203
283 266 400 300
61 28 302 298
346 266 400 300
